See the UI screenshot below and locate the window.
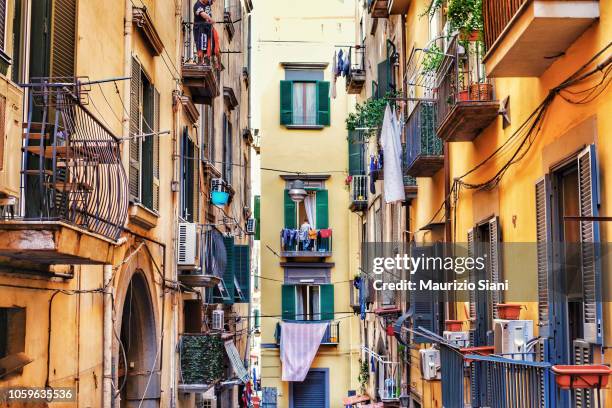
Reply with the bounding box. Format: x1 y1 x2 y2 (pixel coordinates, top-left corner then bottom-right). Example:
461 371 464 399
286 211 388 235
180 127 199 222
130 58 161 212
279 80 330 127
254 309 260 328
200 104 214 162
0 307 26 377
283 189 328 230
281 284 334 321
222 113 233 184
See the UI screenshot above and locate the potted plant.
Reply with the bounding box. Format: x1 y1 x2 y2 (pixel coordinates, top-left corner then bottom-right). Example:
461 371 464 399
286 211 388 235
447 0 483 42
422 44 443 75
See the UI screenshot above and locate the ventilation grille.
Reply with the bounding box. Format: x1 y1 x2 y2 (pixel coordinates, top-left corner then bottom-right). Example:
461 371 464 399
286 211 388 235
177 222 197 267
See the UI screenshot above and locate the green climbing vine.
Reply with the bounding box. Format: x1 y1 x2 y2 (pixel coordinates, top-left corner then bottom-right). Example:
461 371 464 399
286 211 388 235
180 335 224 384
358 358 370 392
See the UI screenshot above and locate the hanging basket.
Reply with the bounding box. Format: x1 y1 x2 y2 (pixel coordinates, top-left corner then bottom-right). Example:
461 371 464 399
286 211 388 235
211 191 230 206
552 365 612 390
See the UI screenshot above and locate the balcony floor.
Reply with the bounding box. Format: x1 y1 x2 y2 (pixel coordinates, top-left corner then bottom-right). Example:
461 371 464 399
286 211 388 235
281 250 332 258
406 155 444 177
178 273 221 288
349 200 368 212
437 101 499 142
182 63 219 104
0 220 116 265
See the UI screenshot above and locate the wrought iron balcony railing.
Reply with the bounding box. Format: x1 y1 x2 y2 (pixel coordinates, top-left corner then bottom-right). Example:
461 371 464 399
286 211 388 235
20 80 128 241
280 228 332 257
405 101 443 177
483 0 526 52
349 175 368 212
181 21 220 104
275 321 340 345
346 45 366 94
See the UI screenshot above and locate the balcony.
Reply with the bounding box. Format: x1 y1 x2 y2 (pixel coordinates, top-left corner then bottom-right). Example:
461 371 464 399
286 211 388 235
404 101 443 177
349 175 368 212
275 321 340 346
483 0 600 77
387 0 411 14
346 46 366 95
178 334 225 392
404 175 417 201
362 346 400 402
0 82 128 267
368 0 389 18
178 229 224 288
280 228 332 258
181 22 220 105
436 37 499 142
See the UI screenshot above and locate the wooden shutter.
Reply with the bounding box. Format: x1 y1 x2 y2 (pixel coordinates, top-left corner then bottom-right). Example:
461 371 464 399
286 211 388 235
222 236 235 305
234 245 250 303
315 190 329 229
577 144 602 345
281 284 296 320
316 81 330 126
183 299 203 333
193 143 199 222
488 217 502 319
377 60 389 98
320 284 334 321
573 339 594 407
50 0 76 78
348 132 364 175
467 229 476 329
129 57 142 200
280 80 293 125
153 89 160 211
411 245 437 343
535 176 553 338
254 195 261 240
284 189 296 229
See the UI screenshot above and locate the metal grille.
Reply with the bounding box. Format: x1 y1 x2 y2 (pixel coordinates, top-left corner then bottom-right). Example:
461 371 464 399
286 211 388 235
574 339 594 408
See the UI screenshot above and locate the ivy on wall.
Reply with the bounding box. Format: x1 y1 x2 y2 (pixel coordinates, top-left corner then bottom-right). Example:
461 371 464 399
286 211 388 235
180 335 224 384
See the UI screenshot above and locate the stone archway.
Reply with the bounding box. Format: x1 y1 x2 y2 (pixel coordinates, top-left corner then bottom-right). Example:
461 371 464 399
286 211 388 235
118 271 160 408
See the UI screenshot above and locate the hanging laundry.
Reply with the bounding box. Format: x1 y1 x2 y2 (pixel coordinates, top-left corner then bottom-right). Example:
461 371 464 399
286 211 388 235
280 321 328 381
343 51 351 77
319 228 332 239
337 49 345 76
380 104 405 203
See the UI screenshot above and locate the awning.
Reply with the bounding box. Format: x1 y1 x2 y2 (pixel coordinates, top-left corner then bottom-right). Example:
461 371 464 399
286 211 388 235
224 341 249 383
280 321 328 382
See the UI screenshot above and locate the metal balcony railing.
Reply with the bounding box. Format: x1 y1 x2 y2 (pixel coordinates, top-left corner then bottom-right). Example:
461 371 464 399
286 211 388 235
280 228 332 257
405 101 443 176
20 80 128 241
483 0 527 51
362 346 400 401
349 175 368 209
275 321 340 345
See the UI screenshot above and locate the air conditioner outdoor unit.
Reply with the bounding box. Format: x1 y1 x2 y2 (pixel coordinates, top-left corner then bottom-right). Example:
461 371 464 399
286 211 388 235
177 223 198 269
494 319 534 361
212 310 224 331
443 331 470 348
211 178 225 192
419 348 440 380
245 218 256 235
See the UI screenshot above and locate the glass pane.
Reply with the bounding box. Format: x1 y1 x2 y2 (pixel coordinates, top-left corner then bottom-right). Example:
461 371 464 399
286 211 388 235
292 82 317 125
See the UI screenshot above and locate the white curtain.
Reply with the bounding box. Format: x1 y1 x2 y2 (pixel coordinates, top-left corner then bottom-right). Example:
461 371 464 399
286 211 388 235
296 287 304 321
293 82 317 125
304 193 316 226
311 286 320 321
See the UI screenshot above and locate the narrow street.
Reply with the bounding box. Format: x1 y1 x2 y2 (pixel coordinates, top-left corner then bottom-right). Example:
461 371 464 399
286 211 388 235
0 1 611 407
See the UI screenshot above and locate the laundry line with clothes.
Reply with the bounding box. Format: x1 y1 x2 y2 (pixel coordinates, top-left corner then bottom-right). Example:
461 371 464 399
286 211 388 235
280 227 333 253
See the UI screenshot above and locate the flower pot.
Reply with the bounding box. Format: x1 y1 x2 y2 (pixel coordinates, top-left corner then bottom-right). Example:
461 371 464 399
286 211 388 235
469 83 493 101
445 320 464 331
211 191 230 206
552 365 612 389
496 303 524 320
460 30 481 42
458 90 469 102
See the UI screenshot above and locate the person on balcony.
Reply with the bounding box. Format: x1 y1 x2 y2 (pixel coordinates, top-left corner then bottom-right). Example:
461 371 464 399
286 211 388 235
299 219 312 251
193 0 218 68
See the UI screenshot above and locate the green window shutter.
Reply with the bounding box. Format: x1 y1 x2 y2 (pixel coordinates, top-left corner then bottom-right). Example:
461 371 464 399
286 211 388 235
129 57 142 200
254 309 260 328
320 284 334 321
377 60 389 98
222 236 235 305
281 284 296 320
254 195 261 240
315 190 329 229
153 89 161 212
280 80 293 125
411 246 438 343
316 81 331 126
284 189 296 229
348 132 364 175
234 245 251 303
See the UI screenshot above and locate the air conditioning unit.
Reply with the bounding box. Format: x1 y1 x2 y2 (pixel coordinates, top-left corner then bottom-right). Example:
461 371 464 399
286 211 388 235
419 348 440 380
443 331 470 348
212 310 224 331
211 178 225 192
494 319 534 361
245 218 256 235
177 222 198 269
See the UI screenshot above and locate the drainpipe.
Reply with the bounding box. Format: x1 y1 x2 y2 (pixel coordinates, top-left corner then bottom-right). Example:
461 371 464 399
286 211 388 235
103 264 113 408
122 0 133 166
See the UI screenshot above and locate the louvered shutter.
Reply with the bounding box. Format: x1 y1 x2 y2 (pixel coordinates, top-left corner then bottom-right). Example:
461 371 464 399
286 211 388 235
467 229 476 334
292 370 328 408
0 0 6 52
193 144 199 222
153 89 160 211
50 0 76 78
348 132 364 175
573 339 594 407
411 245 437 343
316 81 330 126
535 176 553 338
284 189 296 229
281 284 296 320
129 58 142 200
234 245 250 303
222 236 235 305
320 284 334 321
280 80 293 125
488 217 502 319
315 190 329 229
254 195 261 240
577 144 602 345
377 60 389 98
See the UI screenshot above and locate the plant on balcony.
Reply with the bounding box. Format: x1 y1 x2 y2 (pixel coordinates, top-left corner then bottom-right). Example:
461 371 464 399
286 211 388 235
422 44 443 74
346 92 396 132
358 358 370 392
448 0 483 42
180 335 224 384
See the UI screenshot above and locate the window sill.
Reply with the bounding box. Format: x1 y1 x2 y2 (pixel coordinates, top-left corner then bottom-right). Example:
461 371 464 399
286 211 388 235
129 202 159 230
285 125 324 130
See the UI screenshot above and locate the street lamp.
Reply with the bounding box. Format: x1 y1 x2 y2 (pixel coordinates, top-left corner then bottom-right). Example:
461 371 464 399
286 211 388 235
288 179 307 203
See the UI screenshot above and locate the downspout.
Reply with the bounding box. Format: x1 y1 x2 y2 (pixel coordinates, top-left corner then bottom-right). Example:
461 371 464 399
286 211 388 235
103 264 113 408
